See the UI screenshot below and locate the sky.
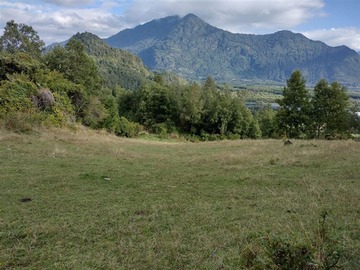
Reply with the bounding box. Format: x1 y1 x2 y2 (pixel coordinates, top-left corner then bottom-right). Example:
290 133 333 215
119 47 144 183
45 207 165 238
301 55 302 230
0 0 359 51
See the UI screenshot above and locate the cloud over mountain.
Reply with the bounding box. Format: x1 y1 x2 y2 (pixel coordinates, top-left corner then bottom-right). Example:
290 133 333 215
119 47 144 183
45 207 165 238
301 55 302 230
0 0 359 51
124 0 325 34
303 27 360 50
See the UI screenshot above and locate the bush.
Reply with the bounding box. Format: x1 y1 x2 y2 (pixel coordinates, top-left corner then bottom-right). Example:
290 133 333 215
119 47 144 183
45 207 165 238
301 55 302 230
266 238 313 269
0 73 38 115
2 111 42 133
240 212 343 269
152 122 168 135
115 116 142 137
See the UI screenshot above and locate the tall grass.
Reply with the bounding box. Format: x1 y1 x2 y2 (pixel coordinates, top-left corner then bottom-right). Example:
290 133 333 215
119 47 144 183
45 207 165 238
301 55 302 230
0 128 359 269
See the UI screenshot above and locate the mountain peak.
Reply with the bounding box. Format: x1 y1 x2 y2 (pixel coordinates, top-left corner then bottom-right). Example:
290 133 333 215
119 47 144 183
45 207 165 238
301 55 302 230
105 14 360 85
182 13 202 21
105 15 183 49
179 13 210 28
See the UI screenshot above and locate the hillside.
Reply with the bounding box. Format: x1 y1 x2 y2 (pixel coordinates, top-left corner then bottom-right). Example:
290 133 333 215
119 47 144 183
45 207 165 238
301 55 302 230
71 32 151 90
105 14 360 86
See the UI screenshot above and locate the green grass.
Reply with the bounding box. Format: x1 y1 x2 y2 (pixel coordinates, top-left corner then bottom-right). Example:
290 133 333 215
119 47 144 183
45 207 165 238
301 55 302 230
0 128 359 269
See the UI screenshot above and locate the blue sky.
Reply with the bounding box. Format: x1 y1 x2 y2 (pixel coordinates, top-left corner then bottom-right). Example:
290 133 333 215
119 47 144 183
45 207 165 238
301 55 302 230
0 0 359 50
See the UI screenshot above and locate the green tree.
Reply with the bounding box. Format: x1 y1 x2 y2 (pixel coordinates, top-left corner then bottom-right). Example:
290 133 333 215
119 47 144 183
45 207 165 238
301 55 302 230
0 20 45 58
82 96 108 128
134 83 177 131
100 95 120 133
179 83 204 133
276 70 311 138
255 107 277 138
248 119 262 139
201 76 220 134
312 79 350 138
227 96 253 138
217 90 233 135
44 39 101 95
44 39 105 123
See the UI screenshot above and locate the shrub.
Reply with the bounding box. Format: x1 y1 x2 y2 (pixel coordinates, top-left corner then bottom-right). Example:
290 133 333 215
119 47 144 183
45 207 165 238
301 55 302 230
115 116 142 137
0 73 38 115
240 212 343 269
265 238 313 269
2 111 41 133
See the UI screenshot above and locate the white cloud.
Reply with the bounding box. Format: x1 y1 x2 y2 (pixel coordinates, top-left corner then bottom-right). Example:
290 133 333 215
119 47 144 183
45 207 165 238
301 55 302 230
123 0 325 34
302 27 360 51
0 0 129 44
3 0 359 52
43 0 95 6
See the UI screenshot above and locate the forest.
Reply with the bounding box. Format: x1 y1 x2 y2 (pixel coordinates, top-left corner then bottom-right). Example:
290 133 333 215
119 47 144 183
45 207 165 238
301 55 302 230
1 20 360 140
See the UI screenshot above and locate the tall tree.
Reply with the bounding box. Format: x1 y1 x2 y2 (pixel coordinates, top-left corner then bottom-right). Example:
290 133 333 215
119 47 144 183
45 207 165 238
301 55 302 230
179 83 204 133
0 20 45 58
227 96 253 138
276 70 311 138
312 79 349 138
201 76 221 134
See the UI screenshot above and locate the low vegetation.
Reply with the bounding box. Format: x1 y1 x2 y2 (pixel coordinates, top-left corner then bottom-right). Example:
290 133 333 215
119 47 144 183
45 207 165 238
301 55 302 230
0 128 359 269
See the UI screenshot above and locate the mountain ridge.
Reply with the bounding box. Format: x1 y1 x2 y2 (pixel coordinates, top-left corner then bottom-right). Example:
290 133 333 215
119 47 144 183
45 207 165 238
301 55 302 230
104 14 360 86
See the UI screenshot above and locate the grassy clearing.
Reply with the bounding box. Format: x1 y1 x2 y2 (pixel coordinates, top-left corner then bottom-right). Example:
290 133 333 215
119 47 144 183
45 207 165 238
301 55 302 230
0 128 359 269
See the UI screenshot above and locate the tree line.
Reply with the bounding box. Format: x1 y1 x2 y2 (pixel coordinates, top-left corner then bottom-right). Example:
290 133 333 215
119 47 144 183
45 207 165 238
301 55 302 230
1 21 359 139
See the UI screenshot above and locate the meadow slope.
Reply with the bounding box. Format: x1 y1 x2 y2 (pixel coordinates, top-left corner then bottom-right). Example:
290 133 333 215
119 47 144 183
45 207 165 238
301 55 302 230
0 128 359 269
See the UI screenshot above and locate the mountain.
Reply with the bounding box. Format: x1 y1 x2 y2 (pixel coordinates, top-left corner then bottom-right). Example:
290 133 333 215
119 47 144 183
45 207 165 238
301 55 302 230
67 32 151 90
105 14 360 86
48 32 188 90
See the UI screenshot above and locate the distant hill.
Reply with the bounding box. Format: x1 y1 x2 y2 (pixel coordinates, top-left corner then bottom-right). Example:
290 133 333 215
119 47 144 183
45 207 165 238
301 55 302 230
48 32 188 90
70 32 151 90
105 14 360 86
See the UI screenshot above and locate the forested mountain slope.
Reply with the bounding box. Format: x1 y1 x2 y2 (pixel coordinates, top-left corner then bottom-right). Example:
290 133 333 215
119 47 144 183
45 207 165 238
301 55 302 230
72 32 151 90
105 14 360 86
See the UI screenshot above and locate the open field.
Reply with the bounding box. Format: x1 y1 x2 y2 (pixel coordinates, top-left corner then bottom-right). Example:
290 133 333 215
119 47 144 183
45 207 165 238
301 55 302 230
0 128 359 269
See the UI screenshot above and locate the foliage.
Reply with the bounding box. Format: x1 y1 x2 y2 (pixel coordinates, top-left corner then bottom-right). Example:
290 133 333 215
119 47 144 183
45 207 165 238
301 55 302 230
200 77 255 137
255 107 277 138
276 70 312 138
82 96 108 128
43 38 101 95
265 238 313 269
248 119 262 139
312 79 350 138
115 116 142 137
0 51 43 81
0 20 45 58
132 83 179 129
179 83 204 133
0 73 38 115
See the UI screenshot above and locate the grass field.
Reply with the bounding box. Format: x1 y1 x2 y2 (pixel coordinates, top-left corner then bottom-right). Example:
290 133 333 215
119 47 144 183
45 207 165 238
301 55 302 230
0 128 359 269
